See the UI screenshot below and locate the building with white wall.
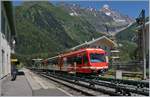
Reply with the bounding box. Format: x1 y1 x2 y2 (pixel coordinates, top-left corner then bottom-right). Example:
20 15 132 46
0 1 16 79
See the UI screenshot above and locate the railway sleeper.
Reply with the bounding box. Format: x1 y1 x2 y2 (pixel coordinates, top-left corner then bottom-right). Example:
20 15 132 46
122 89 131 96
137 83 144 88
74 79 79 83
89 82 95 87
115 88 131 96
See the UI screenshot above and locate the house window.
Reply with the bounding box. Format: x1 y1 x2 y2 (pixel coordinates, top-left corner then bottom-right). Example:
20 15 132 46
105 46 107 50
2 50 5 75
7 54 9 73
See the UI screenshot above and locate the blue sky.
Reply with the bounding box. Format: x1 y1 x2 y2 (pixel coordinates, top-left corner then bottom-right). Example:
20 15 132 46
13 0 149 19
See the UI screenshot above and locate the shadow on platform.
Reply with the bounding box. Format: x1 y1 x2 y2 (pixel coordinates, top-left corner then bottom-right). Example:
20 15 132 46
17 71 25 76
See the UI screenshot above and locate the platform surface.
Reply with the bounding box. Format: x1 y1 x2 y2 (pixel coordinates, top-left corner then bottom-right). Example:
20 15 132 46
1 68 71 96
1 74 32 96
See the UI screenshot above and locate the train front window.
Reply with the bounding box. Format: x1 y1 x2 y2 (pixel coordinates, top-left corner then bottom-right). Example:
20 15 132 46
90 53 106 63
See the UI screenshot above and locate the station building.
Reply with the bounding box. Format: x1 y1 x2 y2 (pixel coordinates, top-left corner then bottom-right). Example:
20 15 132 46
0 1 16 79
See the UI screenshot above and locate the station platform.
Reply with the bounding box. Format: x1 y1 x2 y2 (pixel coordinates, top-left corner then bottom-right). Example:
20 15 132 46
1 68 71 96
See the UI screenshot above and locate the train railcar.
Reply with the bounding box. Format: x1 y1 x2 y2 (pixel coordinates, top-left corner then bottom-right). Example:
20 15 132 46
43 48 109 75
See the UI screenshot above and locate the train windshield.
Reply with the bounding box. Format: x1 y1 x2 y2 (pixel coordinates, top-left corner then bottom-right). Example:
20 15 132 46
90 53 106 63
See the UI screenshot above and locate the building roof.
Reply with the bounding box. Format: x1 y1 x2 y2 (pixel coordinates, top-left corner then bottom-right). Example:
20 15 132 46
69 36 118 51
3 1 16 35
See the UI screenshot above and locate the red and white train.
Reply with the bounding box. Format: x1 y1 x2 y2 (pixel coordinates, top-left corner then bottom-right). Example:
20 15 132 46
41 48 109 75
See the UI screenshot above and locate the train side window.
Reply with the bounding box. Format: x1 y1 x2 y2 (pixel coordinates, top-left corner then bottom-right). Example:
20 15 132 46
72 57 76 64
67 57 73 65
83 54 88 64
75 56 82 64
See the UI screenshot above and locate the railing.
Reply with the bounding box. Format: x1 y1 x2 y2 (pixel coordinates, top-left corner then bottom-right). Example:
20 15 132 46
108 61 145 78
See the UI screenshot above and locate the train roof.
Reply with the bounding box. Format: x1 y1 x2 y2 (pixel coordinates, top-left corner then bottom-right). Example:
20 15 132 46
61 48 106 57
44 48 105 62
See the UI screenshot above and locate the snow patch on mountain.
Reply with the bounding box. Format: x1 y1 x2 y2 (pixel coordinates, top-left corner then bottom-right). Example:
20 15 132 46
70 12 78 16
105 12 111 16
114 19 126 22
70 8 79 16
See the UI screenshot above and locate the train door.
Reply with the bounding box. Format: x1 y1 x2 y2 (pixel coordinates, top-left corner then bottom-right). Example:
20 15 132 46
67 55 82 74
81 53 89 73
75 55 82 73
62 57 68 71
83 53 89 66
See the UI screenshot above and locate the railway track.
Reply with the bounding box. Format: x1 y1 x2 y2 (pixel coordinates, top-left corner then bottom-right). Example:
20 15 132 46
32 68 149 88
88 75 149 88
31 68 149 96
55 73 149 96
40 73 97 96
34 72 121 96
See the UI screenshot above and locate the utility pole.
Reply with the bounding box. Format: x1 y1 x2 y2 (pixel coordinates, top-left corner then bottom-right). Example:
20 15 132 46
141 10 146 80
136 9 146 79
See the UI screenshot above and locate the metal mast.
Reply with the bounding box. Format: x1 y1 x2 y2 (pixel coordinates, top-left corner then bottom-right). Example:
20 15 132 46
136 9 146 79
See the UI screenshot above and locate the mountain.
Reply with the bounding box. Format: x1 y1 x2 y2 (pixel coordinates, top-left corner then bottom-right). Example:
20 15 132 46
15 2 103 58
58 3 134 35
14 1 137 63
100 4 133 25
